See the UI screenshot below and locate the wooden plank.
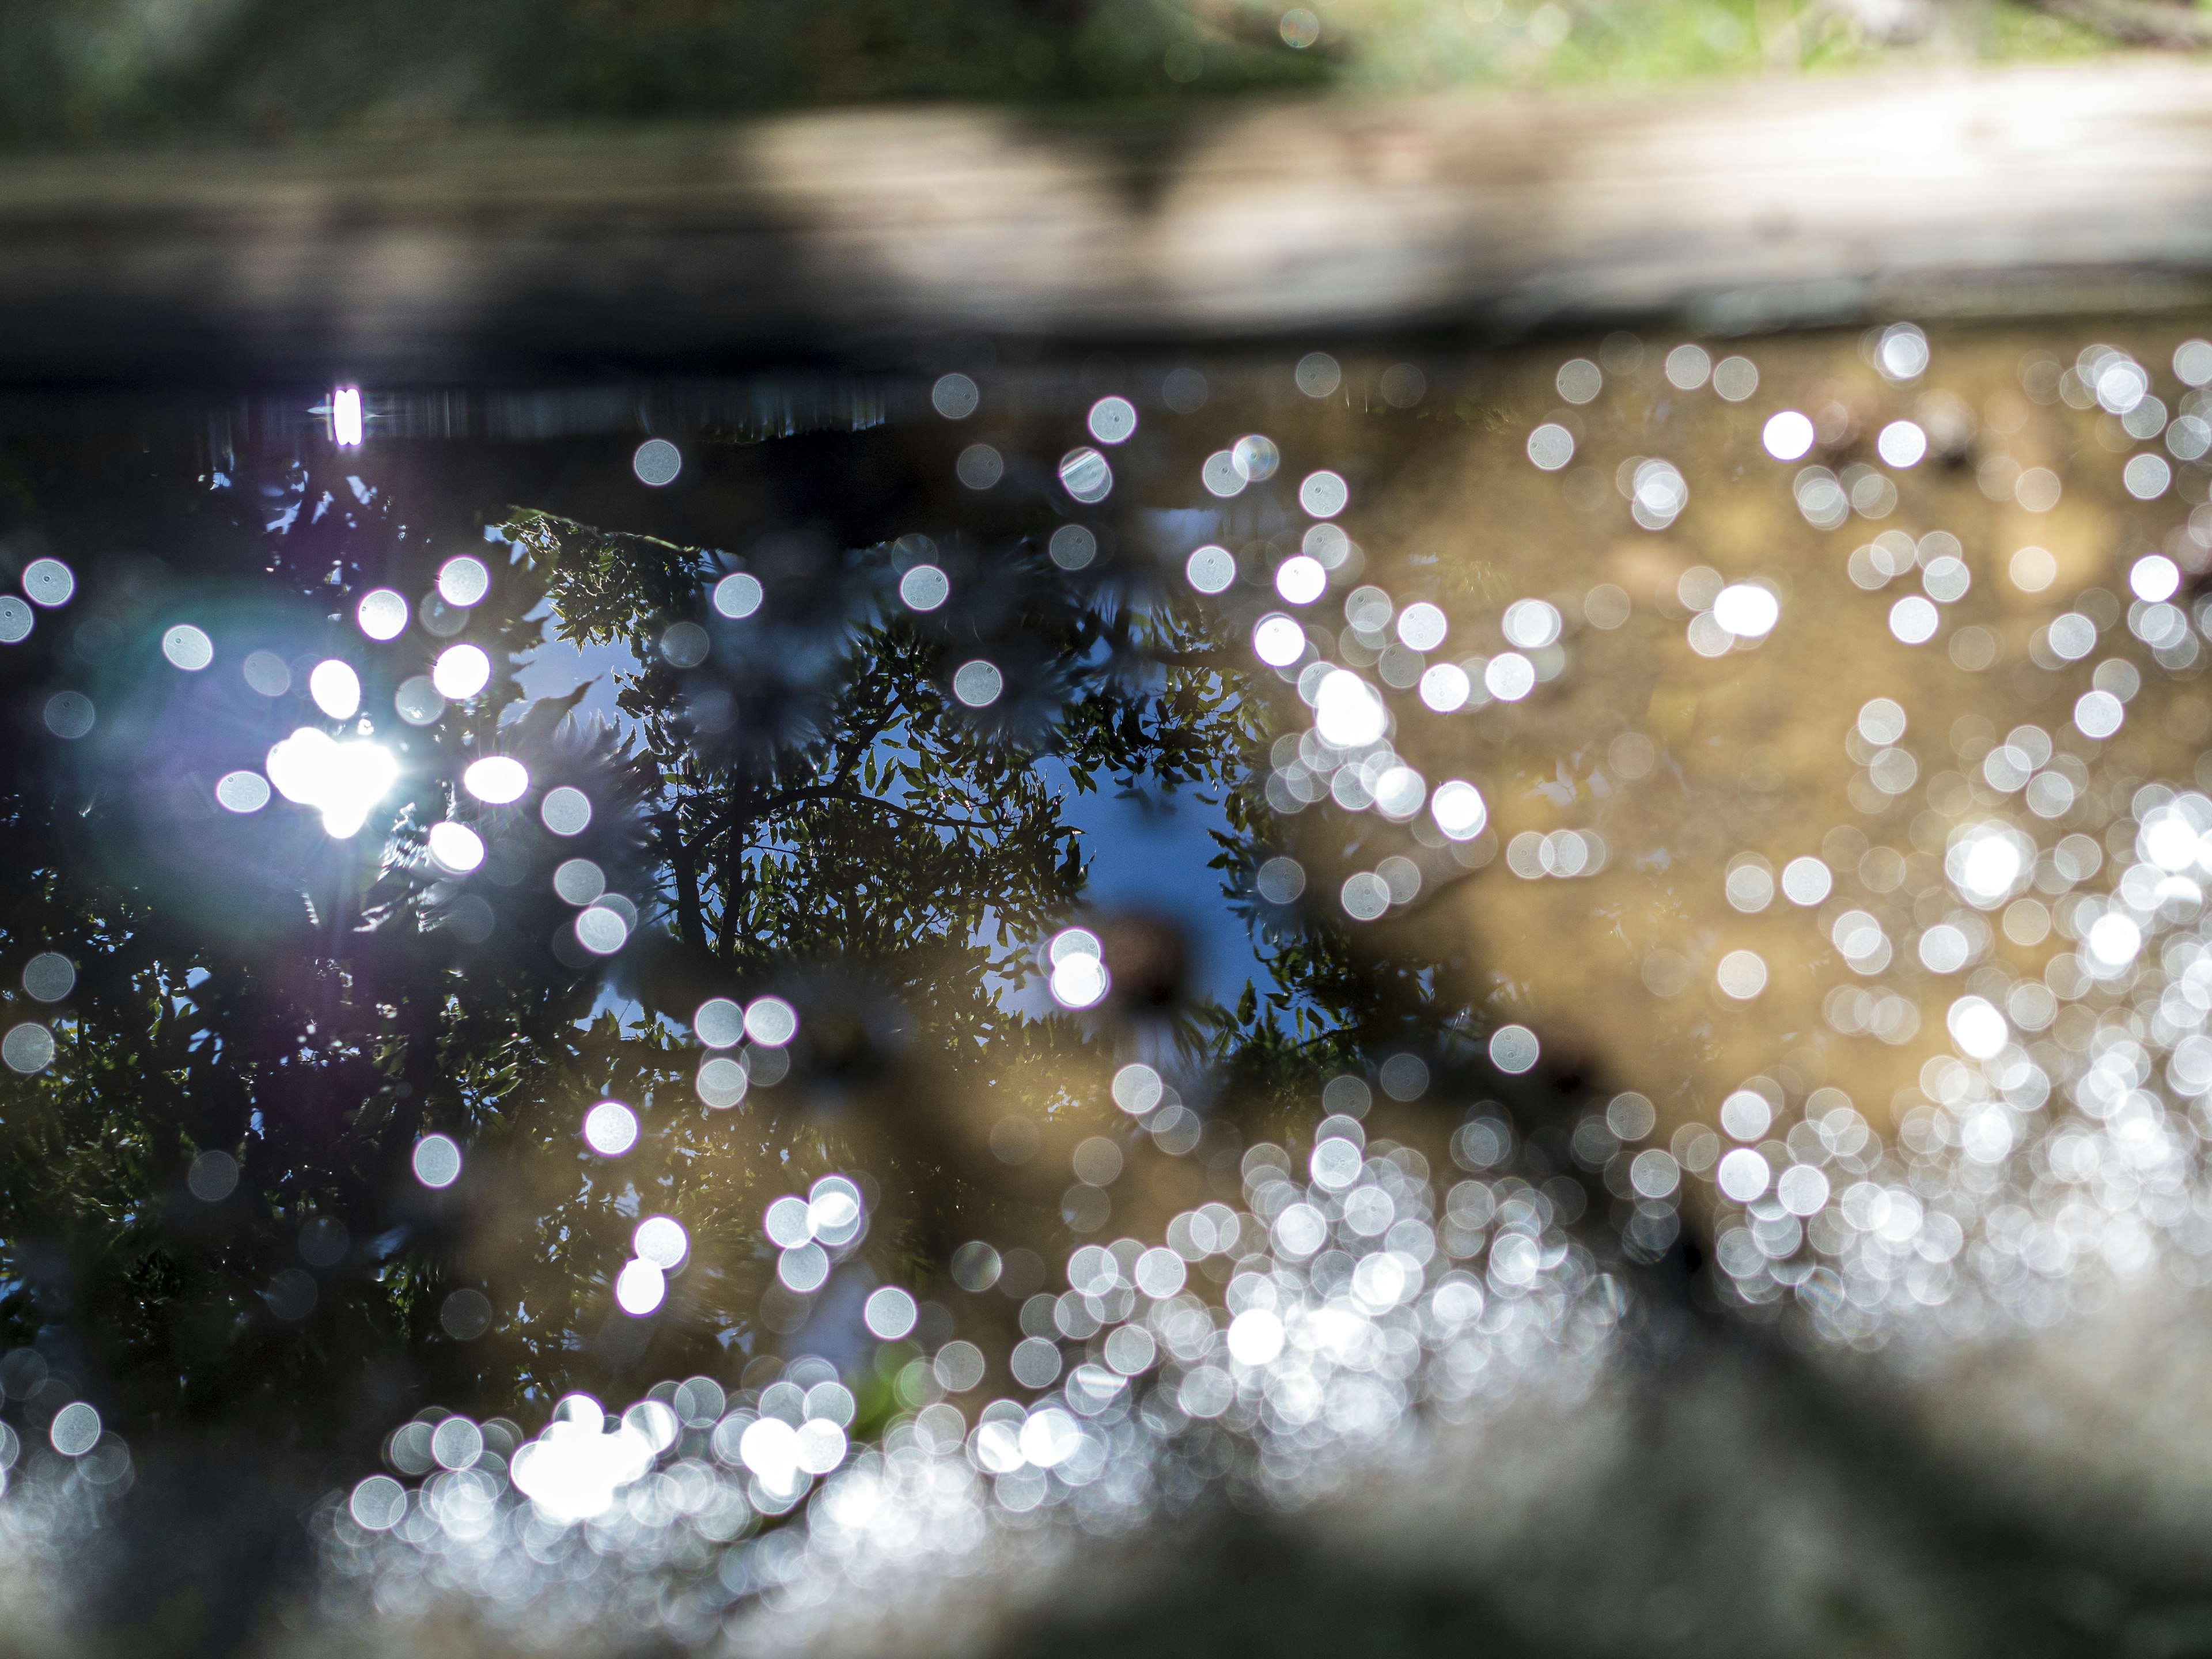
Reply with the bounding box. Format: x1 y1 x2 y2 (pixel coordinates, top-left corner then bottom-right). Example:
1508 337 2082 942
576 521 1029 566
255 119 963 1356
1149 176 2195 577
3 59 2212 384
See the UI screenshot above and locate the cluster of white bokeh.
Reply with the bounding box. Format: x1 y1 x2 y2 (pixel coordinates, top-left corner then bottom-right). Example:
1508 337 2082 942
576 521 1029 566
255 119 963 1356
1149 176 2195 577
319 1077 1612 1645
1592 756 2212 1344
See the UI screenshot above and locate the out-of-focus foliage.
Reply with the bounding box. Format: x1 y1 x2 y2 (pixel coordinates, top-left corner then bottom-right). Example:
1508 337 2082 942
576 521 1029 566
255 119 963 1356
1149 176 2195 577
0 0 1321 146
0 0 2131 149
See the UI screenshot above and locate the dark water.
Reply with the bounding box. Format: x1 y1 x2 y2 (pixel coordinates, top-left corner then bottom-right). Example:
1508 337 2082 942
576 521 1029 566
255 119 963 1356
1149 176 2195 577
2 331 2212 1657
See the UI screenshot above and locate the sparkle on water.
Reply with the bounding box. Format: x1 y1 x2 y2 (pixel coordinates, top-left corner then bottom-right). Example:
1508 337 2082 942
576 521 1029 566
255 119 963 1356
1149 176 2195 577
6 325 2212 1659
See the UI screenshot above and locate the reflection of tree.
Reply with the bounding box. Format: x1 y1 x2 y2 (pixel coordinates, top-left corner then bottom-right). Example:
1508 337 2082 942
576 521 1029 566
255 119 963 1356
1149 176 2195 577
0 413 1304 1481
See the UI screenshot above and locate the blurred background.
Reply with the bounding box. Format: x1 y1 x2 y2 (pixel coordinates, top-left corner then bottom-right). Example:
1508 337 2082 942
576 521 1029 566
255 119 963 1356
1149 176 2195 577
0 0 2161 142
2 6 2212 1659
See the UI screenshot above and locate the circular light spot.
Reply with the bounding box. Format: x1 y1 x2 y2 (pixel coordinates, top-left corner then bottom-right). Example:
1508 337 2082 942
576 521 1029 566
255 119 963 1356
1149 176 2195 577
1252 615 1306 667
691 998 743 1049
49 1403 100 1458
1713 357 1759 401
899 565 950 611
614 1259 666 1316
2088 911 2141 967
575 905 629 955
1294 352 1342 396
357 589 408 639
745 996 799 1047
1715 1147 1770 1203
2131 554 2181 603
1431 780 1487 840
437 556 490 608
1484 653 1535 702
1762 411 1815 461
1298 471 1349 518
2014 467 2062 513
1058 448 1111 503
1715 950 1767 999
933 1340 984 1391
1227 1308 1285 1366
1051 954 1109 1009
1396 601 1448 651
1720 1090 1772 1139
1501 598 1561 649
1489 1024 1540 1074
957 445 1005 490
1380 362 1426 407
393 677 444 726
2 1023 54 1073
1049 525 1097 570
308 660 361 720
151 623 211 673
1888 595 1939 645
1875 323 1930 381
953 660 1003 707
1202 451 1245 498
1776 1164 1830 1217
1711 584 1778 638
1526 423 1575 471
2048 612 2097 660
0 598 31 644
1665 344 1712 389
1233 434 1281 481
412 1134 463 1189
1725 860 1773 912
426 821 485 874
1340 872 1390 921
540 786 592 835
1281 6 1321 46
463 756 528 803
634 1215 688 1269
632 440 682 487
1631 1149 1680 1199
1275 555 1326 605
1555 359 1602 404
865 1286 918 1339
1419 662 1471 711
1922 555 1971 603
1113 1063 1165 1113
433 643 491 700
931 373 979 419
713 573 764 619
350 1476 406 1531
660 622 709 667
1087 396 1138 444
1781 856 1832 905
1918 925 1969 973
42 692 93 740
2074 688 2124 740
1049 927 1101 965
1947 995 2008 1059
2125 453 2173 500
22 955 73 1002
1876 421 1927 468
215 770 271 813
584 1101 637 1156
1186 545 1236 594
187 1149 237 1200
21 559 74 608
1316 669 1387 747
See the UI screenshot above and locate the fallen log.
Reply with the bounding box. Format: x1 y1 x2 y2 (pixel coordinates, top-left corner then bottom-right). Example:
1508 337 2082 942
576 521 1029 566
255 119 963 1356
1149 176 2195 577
2 59 2211 383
